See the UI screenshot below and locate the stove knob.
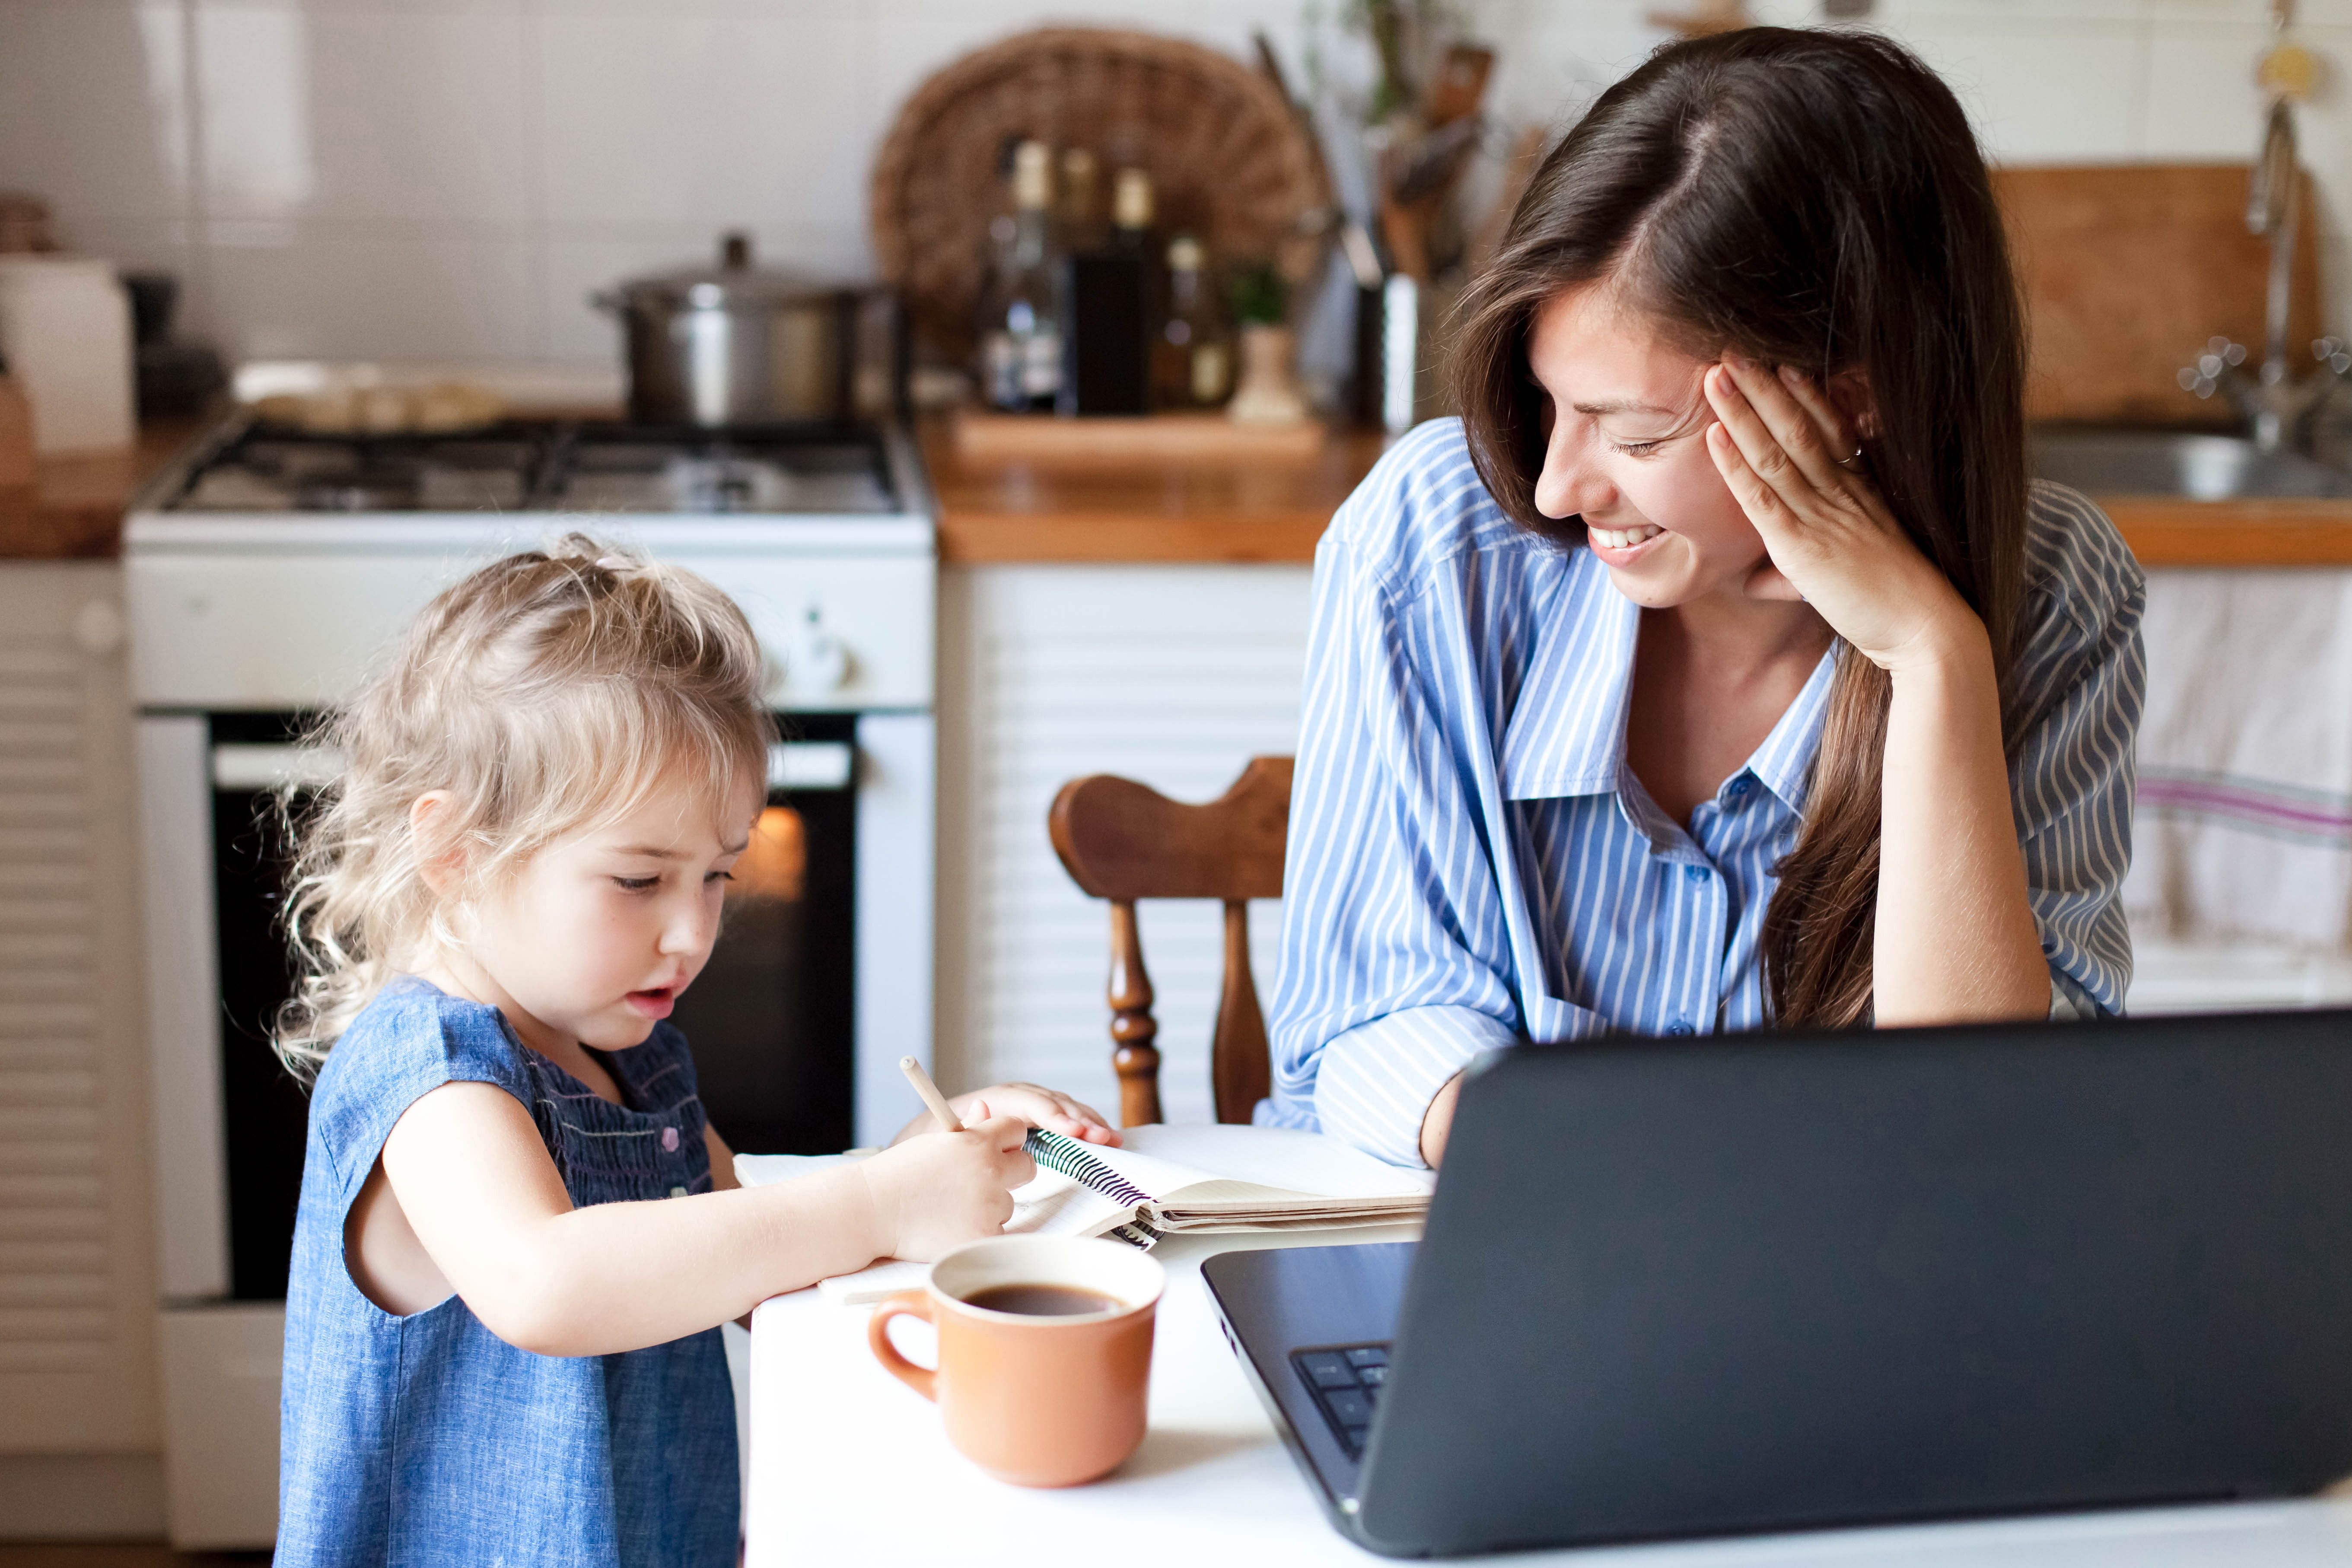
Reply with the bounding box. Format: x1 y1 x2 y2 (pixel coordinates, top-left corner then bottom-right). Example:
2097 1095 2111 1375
792 607 851 693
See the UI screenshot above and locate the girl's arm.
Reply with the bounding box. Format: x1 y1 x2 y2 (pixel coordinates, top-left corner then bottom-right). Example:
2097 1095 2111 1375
376 1081 1034 1357
1702 357 2049 1022
702 1123 750 1329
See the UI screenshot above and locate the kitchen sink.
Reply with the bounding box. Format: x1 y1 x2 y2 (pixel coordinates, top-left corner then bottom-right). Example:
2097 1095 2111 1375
2029 428 2352 500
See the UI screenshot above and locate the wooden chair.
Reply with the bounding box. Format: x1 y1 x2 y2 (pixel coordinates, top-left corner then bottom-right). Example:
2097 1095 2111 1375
1048 756 1292 1127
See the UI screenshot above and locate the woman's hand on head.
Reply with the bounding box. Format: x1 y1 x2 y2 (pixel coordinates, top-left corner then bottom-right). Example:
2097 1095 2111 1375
857 1113 1036 1261
1701 356 1983 674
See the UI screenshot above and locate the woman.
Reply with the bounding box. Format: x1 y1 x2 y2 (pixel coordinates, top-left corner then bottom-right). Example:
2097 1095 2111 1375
1260 28 2143 1167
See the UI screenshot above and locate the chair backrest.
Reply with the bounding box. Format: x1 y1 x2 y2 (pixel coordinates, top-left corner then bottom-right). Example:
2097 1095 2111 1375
1048 756 1292 1126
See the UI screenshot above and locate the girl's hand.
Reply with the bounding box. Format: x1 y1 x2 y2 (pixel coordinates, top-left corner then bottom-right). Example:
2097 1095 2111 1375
857 1111 1036 1262
1701 356 1981 674
889 1082 1122 1147
949 1082 1120 1146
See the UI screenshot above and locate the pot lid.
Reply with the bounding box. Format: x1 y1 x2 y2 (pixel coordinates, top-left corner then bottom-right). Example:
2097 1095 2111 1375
609 232 841 309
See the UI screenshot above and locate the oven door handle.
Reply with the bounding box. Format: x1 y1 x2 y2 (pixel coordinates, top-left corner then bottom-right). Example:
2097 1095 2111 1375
209 739 859 794
210 742 343 792
768 741 856 792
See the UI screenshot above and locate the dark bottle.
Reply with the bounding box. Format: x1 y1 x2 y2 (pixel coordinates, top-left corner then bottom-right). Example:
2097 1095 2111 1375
1056 148 1109 255
1057 167 1154 416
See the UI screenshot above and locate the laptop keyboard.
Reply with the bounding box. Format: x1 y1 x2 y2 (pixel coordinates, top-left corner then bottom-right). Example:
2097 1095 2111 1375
1291 1342 1392 1459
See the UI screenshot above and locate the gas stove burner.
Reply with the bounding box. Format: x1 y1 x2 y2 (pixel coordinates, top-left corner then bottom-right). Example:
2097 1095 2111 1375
665 454 796 513
553 427 896 515
161 414 904 517
296 469 420 512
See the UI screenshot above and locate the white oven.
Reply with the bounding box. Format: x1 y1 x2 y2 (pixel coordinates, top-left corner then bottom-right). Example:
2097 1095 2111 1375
125 414 937 1545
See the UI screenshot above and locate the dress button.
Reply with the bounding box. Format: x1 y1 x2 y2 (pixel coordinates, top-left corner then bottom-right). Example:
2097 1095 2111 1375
1684 864 1709 883
1667 1020 1695 1036
661 1126 681 1152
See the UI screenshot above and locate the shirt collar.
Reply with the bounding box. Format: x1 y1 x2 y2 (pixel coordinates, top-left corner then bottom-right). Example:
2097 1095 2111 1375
1745 642 1839 814
1498 553 1640 801
1497 549 1841 812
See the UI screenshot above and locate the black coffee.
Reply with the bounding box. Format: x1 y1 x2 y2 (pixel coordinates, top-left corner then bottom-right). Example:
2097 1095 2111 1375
963 1283 1122 1317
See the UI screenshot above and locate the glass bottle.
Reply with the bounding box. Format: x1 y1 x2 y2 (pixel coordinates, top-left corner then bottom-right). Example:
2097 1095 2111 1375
974 209 1017 402
977 140 1062 413
1156 234 1230 408
1111 167 1154 256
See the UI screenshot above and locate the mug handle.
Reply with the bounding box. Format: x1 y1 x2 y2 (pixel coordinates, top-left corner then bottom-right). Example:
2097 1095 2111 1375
867 1290 938 1402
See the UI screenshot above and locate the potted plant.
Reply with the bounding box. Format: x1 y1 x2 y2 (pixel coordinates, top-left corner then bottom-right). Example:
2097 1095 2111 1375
1225 263 1311 426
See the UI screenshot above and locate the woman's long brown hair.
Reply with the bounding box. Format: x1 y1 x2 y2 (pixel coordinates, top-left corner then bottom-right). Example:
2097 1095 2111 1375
1451 28 2028 1027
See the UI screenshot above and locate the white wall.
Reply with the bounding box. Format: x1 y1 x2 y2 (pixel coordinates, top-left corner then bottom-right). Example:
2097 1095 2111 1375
935 565 1312 1124
5 0 2350 370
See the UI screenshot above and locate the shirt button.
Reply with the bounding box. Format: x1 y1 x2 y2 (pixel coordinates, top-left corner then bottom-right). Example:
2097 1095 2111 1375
661 1126 681 1152
1684 864 1709 883
1667 1020 1695 1036
669 1185 688 1199
1727 777 1751 798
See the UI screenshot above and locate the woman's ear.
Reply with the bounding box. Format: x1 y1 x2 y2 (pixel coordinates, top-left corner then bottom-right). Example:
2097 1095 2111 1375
408 791 468 898
1826 366 1879 439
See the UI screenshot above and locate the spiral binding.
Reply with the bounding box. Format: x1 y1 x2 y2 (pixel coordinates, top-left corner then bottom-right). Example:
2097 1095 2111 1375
1025 1128 1152 1209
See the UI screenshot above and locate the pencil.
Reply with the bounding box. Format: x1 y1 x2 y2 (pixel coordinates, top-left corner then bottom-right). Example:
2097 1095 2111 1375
898 1056 964 1132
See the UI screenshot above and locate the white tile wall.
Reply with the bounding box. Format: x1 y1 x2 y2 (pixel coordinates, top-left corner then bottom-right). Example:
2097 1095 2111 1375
20 0 2344 368
0 4 190 221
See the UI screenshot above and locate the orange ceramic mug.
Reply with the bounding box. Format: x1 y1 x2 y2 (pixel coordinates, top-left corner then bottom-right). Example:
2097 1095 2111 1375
867 1234 1166 1487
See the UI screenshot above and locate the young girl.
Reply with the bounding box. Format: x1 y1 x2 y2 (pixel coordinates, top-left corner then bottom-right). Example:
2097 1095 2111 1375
1261 28 2144 1166
271 536 1117 1565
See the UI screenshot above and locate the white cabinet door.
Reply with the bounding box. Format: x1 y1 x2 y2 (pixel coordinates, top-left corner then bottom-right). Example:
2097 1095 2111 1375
935 565 1314 1126
0 563 160 1451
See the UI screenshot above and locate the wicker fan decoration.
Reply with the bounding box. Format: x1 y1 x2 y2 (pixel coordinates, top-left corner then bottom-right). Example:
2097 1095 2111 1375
869 27 1334 369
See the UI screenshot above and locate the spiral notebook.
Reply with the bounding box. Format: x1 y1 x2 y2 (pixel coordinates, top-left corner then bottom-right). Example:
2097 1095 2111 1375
805 1123 1435 1305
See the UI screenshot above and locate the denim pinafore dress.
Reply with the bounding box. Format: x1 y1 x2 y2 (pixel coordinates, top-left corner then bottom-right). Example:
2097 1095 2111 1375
276 977 738 1567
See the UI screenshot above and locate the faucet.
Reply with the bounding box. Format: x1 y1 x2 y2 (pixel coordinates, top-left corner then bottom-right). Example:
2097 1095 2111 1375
2179 86 2341 451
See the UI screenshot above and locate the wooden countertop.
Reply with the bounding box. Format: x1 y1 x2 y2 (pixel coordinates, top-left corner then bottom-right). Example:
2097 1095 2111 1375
925 418 2352 569
2103 496 2352 568
14 413 2352 569
0 419 200 559
923 421 1385 565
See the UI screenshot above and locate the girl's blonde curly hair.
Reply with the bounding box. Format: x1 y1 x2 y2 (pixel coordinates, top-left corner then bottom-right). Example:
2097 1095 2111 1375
273 534 776 1079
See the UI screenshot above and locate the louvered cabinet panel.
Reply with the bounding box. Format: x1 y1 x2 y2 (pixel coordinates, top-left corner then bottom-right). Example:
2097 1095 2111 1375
0 564 159 1451
936 566 1314 1126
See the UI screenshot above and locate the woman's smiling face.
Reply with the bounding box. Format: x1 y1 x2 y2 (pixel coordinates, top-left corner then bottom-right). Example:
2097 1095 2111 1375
1527 283 1766 608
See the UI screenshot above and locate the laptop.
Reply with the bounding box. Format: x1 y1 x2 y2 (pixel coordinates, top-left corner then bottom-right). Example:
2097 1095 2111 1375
1202 1011 2352 1558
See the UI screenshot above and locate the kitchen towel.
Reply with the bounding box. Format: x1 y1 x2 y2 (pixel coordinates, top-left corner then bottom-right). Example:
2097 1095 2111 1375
2124 569 2352 950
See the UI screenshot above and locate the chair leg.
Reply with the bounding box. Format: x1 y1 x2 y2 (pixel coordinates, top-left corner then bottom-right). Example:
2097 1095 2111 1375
1213 901 1272 1124
1108 900 1163 1126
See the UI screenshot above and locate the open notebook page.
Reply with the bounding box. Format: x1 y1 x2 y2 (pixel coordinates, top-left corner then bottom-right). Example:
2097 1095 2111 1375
781 1124 1432 1305
1089 1123 1434 1216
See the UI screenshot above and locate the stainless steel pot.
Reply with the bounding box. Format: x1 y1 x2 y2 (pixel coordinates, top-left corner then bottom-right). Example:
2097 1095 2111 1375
594 232 861 426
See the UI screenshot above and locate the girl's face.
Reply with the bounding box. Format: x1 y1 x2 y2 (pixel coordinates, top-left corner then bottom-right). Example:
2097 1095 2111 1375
448 764 763 1056
1525 284 1766 608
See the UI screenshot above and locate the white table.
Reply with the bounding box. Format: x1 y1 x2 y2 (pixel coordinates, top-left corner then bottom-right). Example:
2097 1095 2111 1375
746 1226 2352 1566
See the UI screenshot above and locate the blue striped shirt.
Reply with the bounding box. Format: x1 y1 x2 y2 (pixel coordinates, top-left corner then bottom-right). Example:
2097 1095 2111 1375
1258 419 2146 1166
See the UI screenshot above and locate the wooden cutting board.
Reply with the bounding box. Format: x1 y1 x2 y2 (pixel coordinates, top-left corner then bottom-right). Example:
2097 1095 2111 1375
1993 163 2321 426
